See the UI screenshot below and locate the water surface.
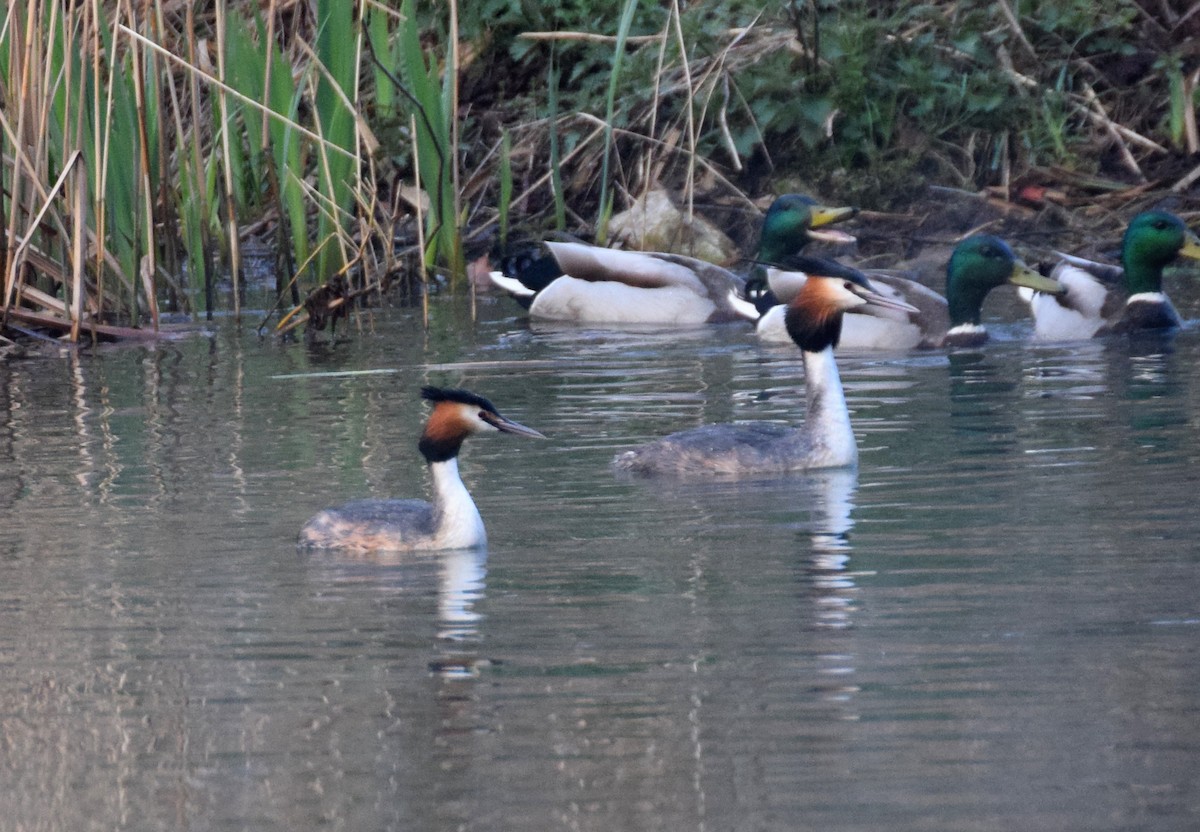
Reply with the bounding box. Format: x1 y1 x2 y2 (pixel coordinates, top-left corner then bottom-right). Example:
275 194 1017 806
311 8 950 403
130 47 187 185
1 292 1199 830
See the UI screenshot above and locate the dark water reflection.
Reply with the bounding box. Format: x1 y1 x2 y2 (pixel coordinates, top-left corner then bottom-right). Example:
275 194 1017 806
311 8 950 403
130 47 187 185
1 294 1199 830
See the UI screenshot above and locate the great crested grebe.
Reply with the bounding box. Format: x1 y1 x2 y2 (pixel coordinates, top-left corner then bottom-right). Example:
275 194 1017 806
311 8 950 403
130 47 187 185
734 235 1064 349
299 387 544 552
487 194 857 325
612 257 919 477
1019 211 1200 340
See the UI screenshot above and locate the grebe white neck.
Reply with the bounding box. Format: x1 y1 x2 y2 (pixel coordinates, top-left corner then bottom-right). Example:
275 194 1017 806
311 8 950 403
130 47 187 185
802 346 857 469
430 458 486 549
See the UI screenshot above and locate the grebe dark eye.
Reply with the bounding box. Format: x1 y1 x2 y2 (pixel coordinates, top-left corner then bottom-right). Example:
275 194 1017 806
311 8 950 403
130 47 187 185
843 281 854 291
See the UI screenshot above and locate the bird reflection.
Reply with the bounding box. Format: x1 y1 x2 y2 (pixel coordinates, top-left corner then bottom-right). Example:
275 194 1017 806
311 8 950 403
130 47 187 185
437 547 488 640
799 468 863 706
303 544 491 680
430 547 489 679
803 468 858 629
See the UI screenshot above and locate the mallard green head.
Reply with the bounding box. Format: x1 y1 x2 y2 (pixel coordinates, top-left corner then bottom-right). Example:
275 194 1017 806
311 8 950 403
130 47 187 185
757 194 858 262
946 235 1062 326
1121 211 1200 295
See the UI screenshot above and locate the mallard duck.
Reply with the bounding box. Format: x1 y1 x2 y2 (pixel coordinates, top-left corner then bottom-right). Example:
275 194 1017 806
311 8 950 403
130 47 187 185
611 257 918 476
734 235 1063 349
487 194 857 325
1019 211 1200 340
299 387 545 552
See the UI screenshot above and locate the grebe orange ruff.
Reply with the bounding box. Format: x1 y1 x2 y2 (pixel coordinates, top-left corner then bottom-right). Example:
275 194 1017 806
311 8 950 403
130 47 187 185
299 387 544 552
612 257 919 477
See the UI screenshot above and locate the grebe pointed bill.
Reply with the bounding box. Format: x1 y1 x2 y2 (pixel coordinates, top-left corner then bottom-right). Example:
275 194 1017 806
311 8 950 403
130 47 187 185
299 387 545 552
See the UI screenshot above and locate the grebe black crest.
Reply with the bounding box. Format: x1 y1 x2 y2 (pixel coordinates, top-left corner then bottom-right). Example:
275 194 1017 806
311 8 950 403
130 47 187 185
419 385 500 409
300 386 544 552
613 257 918 477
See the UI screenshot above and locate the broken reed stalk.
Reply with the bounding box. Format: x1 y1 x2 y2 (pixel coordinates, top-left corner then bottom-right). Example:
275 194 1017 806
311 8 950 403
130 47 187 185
643 12 668 200
669 0 696 220
520 31 661 45
546 54 567 230
449 0 462 264
1079 81 1145 183
449 0 475 318
70 151 87 343
214 0 241 321
1 6 31 318
691 16 759 175
412 113 430 328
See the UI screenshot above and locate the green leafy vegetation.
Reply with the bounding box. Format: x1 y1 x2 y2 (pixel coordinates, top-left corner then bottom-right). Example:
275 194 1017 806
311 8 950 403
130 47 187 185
2 0 1197 342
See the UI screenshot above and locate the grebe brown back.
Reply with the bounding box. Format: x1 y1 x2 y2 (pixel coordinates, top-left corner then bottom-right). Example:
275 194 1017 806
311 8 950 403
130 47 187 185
299 387 544 552
612 257 919 477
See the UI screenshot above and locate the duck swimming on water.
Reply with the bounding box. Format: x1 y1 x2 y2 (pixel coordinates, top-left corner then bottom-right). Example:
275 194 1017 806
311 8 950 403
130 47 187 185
612 256 919 477
734 235 1063 349
1019 210 1200 340
299 387 544 552
488 194 857 325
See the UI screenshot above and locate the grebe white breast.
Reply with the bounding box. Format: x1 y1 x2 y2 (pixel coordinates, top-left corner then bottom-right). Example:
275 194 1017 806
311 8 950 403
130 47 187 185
612 257 919 477
299 387 544 552
1019 211 1200 341
488 194 857 325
